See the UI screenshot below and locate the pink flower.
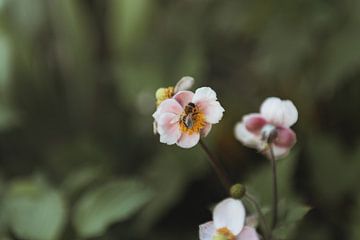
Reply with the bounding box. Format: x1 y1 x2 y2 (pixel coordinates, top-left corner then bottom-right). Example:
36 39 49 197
234 97 298 159
199 198 260 240
153 87 224 148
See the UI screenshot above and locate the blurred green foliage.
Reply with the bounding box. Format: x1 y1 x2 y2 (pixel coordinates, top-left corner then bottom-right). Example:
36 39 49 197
0 0 359 239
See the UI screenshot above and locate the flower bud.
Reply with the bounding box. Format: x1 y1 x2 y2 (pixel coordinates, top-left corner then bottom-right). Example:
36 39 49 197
229 183 246 199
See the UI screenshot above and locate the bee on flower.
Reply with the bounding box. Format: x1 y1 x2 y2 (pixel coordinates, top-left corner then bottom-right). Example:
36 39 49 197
153 76 195 134
234 97 298 159
153 86 225 148
199 198 259 240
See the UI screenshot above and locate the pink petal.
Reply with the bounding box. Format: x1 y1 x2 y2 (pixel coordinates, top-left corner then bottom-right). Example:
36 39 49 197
173 90 194 108
274 127 297 148
153 99 183 121
176 132 200 148
192 87 218 104
199 221 216 240
260 97 298 127
157 113 181 145
201 123 212 137
236 226 260 240
243 114 267 133
234 122 262 149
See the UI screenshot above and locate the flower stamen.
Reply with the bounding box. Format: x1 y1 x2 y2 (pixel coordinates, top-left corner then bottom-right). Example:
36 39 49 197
214 227 236 240
179 102 206 135
155 87 174 106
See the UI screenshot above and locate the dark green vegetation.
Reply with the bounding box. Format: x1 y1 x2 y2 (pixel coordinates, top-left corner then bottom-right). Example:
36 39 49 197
0 0 359 239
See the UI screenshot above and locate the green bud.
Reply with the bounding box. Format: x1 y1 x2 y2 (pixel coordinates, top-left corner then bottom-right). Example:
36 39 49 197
229 183 246 199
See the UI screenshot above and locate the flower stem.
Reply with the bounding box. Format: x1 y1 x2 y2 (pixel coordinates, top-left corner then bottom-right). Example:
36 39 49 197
199 139 232 190
268 144 278 229
245 192 271 240
199 139 271 240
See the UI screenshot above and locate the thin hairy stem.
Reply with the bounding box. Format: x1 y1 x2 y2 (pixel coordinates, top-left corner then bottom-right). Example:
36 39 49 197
269 144 278 229
199 139 232 190
245 192 271 240
199 139 272 240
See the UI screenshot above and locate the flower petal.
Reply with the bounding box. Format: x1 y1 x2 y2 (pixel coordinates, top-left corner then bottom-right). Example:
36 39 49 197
199 221 216 240
200 100 225 124
236 226 260 240
174 76 194 93
265 145 290 160
213 198 245 236
260 97 298 127
243 114 267 133
157 113 181 145
176 132 200 148
192 87 218 104
234 122 262 149
201 123 212 137
173 90 194 108
274 127 297 148
153 99 183 120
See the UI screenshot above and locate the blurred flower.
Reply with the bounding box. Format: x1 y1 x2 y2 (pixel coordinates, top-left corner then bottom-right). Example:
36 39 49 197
234 97 298 159
199 198 259 240
153 76 194 134
153 87 224 148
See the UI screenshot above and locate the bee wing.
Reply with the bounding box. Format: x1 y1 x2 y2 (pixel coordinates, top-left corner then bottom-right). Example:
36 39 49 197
174 76 194 93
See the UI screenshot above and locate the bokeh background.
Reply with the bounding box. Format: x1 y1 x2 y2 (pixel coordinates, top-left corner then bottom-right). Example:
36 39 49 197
0 0 359 239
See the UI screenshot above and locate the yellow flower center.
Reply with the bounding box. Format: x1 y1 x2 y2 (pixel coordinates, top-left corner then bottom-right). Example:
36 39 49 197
179 103 206 135
155 87 174 106
213 228 236 240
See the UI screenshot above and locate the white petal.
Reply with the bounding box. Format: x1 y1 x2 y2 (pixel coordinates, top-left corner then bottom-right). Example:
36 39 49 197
236 226 260 240
199 100 225 124
260 97 298 127
199 221 216 240
174 76 194 93
192 87 217 104
176 133 200 148
213 198 246 236
234 122 262 149
265 145 290 160
201 123 212 137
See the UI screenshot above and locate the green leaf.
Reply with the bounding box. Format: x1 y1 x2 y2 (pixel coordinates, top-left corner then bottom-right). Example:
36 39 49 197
248 151 298 207
134 147 206 235
73 179 153 238
4 176 66 240
273 201 311 240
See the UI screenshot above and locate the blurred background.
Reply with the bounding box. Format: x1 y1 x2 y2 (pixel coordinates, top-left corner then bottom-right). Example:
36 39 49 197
0 0 359 239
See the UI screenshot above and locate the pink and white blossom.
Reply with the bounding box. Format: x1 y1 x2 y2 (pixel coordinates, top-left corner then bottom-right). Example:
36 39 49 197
153 87 224 148
199 198 260 240
234 97 298 159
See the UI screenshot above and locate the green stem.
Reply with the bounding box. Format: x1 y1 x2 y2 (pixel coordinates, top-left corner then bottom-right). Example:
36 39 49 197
245 192 271 240
269 144 278 229
199 139 232 190
199 139 270 240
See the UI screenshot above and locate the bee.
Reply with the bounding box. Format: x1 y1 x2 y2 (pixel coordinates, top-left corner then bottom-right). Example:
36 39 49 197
182 102 198 129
